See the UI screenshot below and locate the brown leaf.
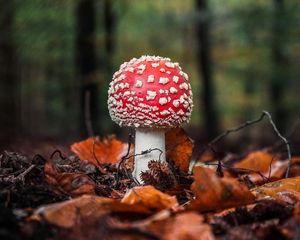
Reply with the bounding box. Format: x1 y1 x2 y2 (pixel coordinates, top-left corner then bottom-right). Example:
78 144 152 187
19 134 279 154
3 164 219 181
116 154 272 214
288 157 300 177
234 150 287 183
44 160 95 196
29 195 151 228
252 176 300 204
166 128 194 172
188 166 255 211
121 185 179 212
71 135 129 165
147 212 215 240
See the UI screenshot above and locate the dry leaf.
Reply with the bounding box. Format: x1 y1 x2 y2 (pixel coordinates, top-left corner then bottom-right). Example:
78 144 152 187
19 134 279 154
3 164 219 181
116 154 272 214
188 166 255 211
71 135 129 165
44 160 95 196
161 212 215 240
252 176 300 204
234 150 287 183
166 128 193 172
287 157 300 177
146 212 215 240
121 185 179 212
29 195 151 228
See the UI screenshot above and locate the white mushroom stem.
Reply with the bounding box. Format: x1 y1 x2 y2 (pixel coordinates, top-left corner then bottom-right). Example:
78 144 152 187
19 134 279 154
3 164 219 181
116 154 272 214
133 128 166 183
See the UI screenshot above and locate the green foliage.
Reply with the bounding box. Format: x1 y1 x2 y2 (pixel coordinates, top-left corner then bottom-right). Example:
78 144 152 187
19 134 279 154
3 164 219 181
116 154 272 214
12 0 300 138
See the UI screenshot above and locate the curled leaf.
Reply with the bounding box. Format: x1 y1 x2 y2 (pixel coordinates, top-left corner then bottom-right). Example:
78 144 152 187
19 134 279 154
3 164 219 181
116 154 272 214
252 176 300 204
188 166 255 211
234 150 287 183
29 195 150 228
166 128 193 172
149 212 215 240
45 160 95 196
71 135 129 165
121 185 179 212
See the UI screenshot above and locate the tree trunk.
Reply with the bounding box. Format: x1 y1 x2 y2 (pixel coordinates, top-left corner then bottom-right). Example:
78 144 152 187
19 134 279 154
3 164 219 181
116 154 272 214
75 0 97 137
0 0 18 145
104 0 115 75
98 0 118 135
195 0 219 140
270 0 286 131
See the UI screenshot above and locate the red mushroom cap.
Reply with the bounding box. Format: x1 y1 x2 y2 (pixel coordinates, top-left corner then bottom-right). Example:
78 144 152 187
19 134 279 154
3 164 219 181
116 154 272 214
107 55 193 128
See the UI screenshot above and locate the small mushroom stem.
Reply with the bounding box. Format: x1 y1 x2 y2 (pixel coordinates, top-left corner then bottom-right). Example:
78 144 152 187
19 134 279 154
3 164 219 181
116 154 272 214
133 128 166 183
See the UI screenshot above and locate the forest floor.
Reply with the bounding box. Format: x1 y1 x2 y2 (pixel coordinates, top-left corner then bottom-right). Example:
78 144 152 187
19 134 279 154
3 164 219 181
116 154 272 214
1 122 300 240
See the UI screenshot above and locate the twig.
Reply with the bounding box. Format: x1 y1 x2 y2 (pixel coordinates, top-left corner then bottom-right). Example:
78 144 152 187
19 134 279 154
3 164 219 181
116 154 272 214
129 148 163 185
116 130 163 186
275 115 300 148
0 164 36 183
195 111 292 178
92 137 106 174
192 112 267 170
206 162 269 182
16 164 36 181
116 131 134 185
50 149 66 160
262 111 291 177
208 112 266 149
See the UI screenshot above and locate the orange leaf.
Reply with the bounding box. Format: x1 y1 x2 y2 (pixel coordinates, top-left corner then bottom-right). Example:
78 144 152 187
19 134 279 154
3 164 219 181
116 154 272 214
121 185 179 212
188 166 255 211
288 157 300 177
234 150 288 183
71 135 130 165
166 128 194 172
149 212 215 240
252 176 300 204
29 195 151 228
44 160 95 196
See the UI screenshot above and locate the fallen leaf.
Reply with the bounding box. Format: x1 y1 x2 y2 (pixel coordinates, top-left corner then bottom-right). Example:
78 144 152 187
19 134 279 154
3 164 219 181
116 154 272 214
71 135 129 165
45 160 95 196
288 157 300 177
159 212 215 240
121 185 179 212
166 128 194 172
29 195 151 228
234 150 288 183
252 176 300 204
197 149 217 163
188 166 255 211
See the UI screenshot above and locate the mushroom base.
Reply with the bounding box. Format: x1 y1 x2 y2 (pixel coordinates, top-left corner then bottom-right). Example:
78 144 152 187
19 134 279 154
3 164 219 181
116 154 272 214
133 128 166 183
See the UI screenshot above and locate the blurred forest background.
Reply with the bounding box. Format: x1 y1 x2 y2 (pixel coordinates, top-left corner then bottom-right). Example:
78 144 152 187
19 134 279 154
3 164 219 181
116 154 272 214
1 0 300 151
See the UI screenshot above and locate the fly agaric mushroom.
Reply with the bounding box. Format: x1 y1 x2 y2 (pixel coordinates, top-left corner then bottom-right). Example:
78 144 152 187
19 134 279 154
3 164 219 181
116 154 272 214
107 56 193 183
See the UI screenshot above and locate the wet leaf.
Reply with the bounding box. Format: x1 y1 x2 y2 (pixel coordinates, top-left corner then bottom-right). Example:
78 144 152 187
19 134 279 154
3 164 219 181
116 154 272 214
71 135 129 165
166 128 193 172
234 150 288 183
121 185 179 212
188 166 255 211
29 195 151 228
44 160 95 196
252 176 300 204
